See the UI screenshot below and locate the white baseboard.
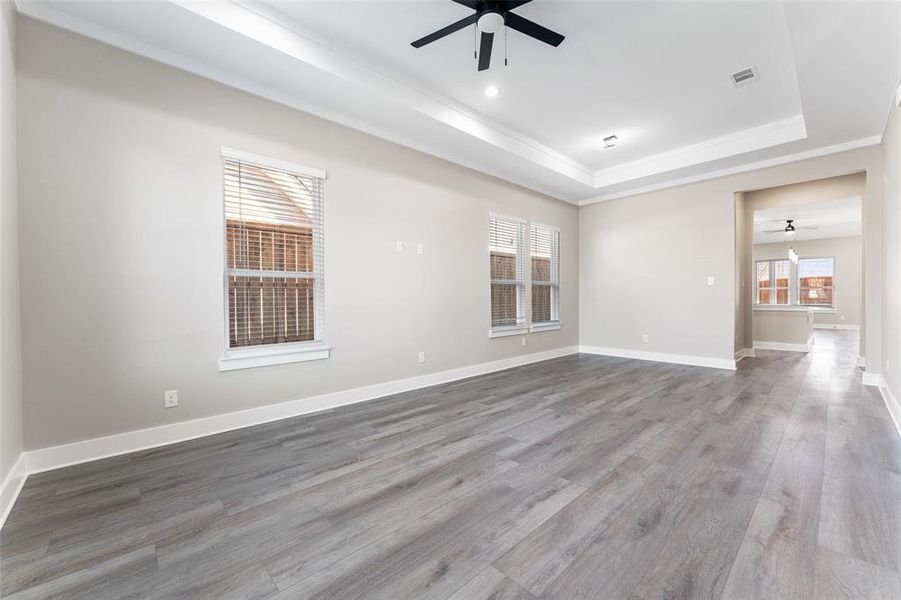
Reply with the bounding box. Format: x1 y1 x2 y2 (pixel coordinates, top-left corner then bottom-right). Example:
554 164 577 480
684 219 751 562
734 348 756 362
0 454 27 531
23 346 579 475
813 324 860 331
862 371 882 387
754 335 815 353
578 345 736 371
867 374 901 439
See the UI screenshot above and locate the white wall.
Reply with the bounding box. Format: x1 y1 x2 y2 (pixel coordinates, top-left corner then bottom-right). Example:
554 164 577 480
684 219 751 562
16 18 579 451
0 1 22 492
754 236 862 327
883 90 900 401
580 149 883 367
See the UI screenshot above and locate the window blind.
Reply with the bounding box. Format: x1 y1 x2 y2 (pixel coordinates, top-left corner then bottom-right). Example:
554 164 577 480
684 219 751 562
531 224 560 324
224 157 324 349
489 215 526 330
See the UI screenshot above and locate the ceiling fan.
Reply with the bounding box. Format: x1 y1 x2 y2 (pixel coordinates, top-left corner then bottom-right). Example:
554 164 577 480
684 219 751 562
763 219 818 235
411 0 565 72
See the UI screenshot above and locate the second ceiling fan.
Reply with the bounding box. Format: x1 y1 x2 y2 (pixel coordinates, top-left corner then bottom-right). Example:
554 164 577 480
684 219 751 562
411 0 565 71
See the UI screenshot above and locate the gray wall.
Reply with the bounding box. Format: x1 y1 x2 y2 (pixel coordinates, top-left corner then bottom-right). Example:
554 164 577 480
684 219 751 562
754 236 862 327
580 150 882 365
0 0 22 485
883 89 900 398
16 18 579 450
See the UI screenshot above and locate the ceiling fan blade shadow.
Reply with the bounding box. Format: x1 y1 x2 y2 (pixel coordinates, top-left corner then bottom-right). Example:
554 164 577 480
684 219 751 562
763 229 786 234
411 13 479 48
478 31 494 70
504 11 564 46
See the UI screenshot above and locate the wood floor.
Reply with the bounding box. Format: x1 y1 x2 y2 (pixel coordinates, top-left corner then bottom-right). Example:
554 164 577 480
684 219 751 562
1 331 899 599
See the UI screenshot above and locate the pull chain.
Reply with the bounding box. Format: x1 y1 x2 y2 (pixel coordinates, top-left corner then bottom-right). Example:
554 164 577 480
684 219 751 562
474 24 477 60
505 24 508 66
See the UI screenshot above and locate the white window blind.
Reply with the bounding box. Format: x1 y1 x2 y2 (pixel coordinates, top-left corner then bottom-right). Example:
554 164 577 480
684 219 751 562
530 223 560 325
223 155 325 350
489 215 526 332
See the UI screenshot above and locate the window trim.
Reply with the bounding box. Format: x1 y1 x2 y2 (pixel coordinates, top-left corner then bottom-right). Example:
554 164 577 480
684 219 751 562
753 254 836 311
488 212 528 337
754 258 792 307
219 147 330 371
529 221 561 331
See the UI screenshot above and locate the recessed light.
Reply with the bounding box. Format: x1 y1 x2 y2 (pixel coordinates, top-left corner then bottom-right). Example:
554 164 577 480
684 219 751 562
485 85 500 98
602 135 618 148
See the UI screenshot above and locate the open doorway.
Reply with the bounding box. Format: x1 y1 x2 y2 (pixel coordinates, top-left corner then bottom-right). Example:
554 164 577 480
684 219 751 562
735 173 865 365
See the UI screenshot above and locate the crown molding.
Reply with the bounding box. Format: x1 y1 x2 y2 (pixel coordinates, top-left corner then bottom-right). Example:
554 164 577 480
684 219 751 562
592 116 807 188
579 136 883 206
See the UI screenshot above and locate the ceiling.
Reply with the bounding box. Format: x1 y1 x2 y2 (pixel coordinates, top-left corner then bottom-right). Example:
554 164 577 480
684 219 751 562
15 1 901 204
754 196 862 244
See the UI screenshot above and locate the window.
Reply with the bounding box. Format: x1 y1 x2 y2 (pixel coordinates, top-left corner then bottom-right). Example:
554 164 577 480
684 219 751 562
798 257 834 306
530 223 560 330
489 214 526 335
220 149 328 370
756 259 790 305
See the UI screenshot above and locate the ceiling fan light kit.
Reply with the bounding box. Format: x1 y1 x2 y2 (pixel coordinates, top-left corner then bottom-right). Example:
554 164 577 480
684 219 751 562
411 0 565 72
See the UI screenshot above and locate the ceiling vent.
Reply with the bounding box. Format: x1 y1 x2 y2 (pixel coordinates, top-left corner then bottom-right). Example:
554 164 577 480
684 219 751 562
731 66 759 87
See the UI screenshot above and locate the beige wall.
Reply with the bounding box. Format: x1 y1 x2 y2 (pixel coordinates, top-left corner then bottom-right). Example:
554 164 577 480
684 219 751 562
753 309 813 346
0 1 22 487
16 19 579 450
883 90 900 398
754 236 862 327
580 150 882 366
734 192 752 353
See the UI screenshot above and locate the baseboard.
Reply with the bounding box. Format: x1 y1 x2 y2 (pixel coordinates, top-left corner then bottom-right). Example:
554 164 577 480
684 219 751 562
734 348 756 362
869 375 901 439
862 371 882 387
578 345 736 371
23 345 579 475
813 324 860 331
754 335 815 353
0 454 27 531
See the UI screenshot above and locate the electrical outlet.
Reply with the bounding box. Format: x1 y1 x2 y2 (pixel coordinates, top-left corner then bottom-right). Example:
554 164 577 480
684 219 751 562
395 241 404 253
417 243 424 256
707 276 715 286
164 390 178 408
418 351 425 364
840 315 846 321
521 336 527 346
642 334 649 343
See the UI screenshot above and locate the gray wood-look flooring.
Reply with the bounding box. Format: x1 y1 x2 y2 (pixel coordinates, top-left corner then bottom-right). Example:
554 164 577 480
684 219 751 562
2 331 899 599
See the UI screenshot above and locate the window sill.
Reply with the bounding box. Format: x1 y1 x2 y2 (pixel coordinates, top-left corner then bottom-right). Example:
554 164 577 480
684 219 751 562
753 305 835 313
489 326 528 339
530 322 561 333
219 343 331 371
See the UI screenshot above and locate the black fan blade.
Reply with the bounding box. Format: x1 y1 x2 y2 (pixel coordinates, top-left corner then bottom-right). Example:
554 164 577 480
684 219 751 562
478 31 494 71
451 0 480 8
500 1 534 9
504 12 565 47
411 13 479 48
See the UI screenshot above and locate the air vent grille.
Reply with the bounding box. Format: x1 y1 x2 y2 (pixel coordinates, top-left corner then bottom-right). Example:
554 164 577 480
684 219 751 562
731 66 759 87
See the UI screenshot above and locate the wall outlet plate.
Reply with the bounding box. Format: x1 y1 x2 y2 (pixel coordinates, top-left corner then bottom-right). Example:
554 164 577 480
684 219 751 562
417 243 423 256
642 334 649 343
418 351 425 364
164 390 178 408
521 336 526 346
395 241 404 253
